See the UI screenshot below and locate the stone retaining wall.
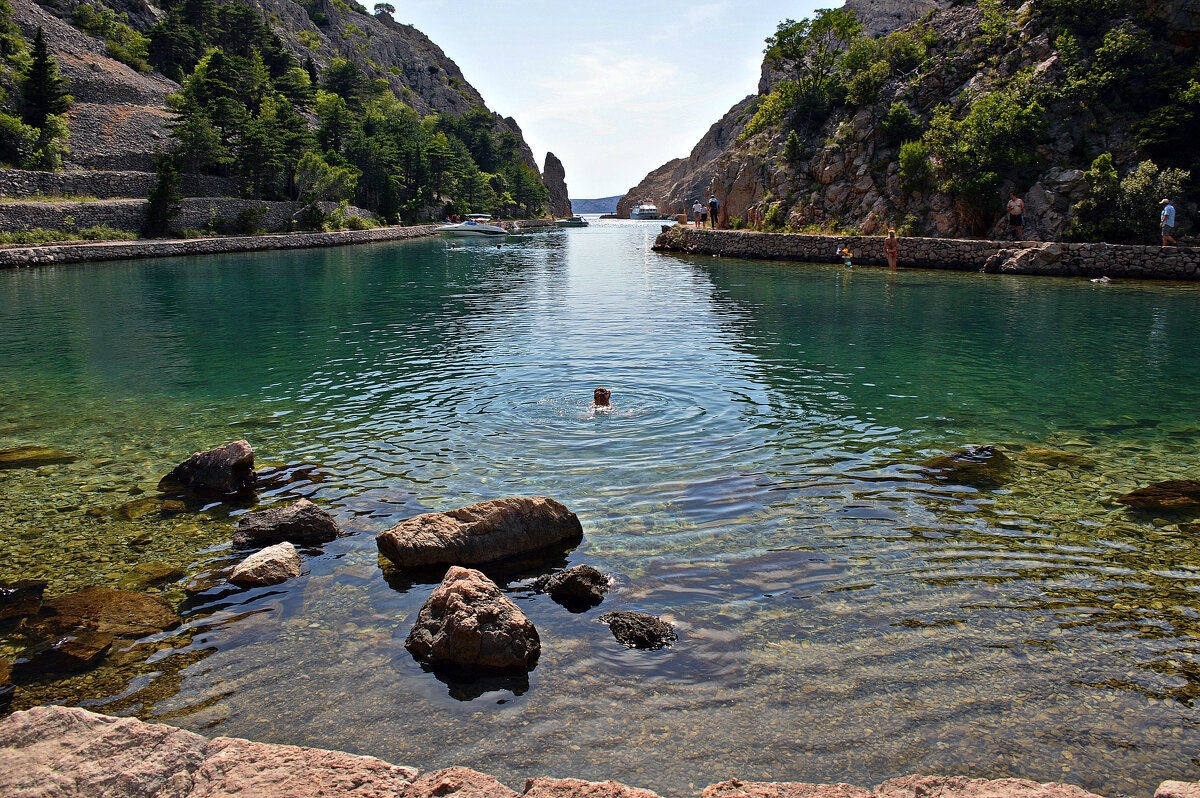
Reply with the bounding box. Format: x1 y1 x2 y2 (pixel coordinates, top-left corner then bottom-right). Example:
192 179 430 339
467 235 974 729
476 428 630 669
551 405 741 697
0 168 236 200
654 227 1200 281
0 198 306 234
0 224 441 268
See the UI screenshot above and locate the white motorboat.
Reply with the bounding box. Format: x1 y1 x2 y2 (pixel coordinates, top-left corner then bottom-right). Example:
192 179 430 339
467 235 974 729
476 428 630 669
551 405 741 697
555 215 589 227
629 200 660 220
439 214 507 237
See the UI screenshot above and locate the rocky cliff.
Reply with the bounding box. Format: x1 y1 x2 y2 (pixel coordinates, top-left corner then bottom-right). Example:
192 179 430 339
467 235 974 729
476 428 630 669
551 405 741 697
543 151 571 218
620 0 1199 241
9 0 541 176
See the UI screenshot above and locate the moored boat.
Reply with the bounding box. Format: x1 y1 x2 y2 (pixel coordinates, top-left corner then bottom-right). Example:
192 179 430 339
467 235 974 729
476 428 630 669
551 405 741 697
439 214 507 237
629 201 660 220
555 215 589 227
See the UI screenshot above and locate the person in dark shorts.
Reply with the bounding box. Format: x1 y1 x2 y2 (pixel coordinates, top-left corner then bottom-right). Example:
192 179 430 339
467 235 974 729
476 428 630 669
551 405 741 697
1006 192 1025 241
707 195 720 229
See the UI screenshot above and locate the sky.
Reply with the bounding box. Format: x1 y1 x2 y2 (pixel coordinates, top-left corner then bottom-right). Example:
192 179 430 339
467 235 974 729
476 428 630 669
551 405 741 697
390 1 824 199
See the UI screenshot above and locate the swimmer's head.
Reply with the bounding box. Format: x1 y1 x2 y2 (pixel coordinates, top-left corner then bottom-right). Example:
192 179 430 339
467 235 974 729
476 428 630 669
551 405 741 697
593 387 611 406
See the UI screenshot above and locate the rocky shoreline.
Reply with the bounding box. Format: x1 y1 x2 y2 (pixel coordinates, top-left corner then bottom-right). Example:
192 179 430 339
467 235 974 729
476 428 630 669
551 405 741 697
652 227 1200 281
2 704 1196 798
0 220 557 269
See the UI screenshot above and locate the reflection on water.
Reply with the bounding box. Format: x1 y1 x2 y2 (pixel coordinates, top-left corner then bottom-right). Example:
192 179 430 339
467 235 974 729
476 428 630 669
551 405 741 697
2 220 1200 796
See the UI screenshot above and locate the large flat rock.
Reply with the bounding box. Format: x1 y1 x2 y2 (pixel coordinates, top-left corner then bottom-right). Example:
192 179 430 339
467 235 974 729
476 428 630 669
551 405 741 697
377 496 583 567
526 777 661 798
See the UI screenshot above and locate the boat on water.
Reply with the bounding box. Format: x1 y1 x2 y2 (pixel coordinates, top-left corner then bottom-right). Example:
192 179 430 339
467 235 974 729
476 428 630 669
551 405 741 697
629 200 660 220
555 215 589 227
439 214 507 237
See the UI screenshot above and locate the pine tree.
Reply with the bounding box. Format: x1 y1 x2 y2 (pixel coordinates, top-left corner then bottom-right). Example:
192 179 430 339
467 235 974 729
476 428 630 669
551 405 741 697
20 28 69 129
145 154 182 237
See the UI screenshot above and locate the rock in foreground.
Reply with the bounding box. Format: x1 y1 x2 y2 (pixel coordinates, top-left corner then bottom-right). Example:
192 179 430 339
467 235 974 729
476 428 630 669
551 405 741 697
228 542 303 587
1117 480 1200 510
41 587 180 637
232 498 340 548
13 629 114 674
922 445 1015 488
158 440 257 497
533 565 611 610
599 611 677 650
377 496 583 567
703 776 1109 798
0 579 46 620
406 566 540 671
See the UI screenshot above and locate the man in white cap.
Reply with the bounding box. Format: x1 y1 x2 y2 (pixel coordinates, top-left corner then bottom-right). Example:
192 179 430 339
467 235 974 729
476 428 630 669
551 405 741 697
1161 198 1176 246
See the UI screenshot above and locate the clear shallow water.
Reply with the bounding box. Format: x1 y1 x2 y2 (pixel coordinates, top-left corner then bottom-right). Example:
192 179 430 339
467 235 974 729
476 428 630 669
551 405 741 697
2 220 1200 795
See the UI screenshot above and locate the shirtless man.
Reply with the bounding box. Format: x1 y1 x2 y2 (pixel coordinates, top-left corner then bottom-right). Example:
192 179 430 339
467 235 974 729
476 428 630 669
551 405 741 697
1007 192 1025 241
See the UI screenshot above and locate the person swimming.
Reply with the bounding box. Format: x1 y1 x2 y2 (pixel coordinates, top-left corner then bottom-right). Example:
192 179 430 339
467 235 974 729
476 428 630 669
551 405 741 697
838 246 853 268
593 387 611 406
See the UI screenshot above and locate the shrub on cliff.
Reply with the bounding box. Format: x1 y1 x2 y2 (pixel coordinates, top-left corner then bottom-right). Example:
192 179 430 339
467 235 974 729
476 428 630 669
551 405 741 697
1067 154 1190 243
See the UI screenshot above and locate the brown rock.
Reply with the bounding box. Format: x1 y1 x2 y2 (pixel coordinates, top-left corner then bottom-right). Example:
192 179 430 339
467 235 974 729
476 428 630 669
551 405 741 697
1020 447 1096 469
0 579 46 620
190 736 417 798
228 542 303 587
543 152 573 219
923 445 1015 488
533 565 611 610
233 498 341 548
1156 782 1200 798
43 586 180 637
0 705 208 798
874 775 1107 798
407 767 521 798
118 562 186 591
14 629 114 673
405 566 540 671
378 496 583 567
525 777 662 798
0 445 76 469
1117 480 1200 509
158 440 256 497
599 611 677 650
702 782 871 798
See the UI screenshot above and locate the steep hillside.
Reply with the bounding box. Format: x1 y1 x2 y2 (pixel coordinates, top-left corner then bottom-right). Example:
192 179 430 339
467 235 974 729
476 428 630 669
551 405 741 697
621 0 1200 242
2 0 546 211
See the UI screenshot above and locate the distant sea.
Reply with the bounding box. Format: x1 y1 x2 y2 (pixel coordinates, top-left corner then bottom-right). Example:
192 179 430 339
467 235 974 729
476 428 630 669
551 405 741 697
570 195 621 213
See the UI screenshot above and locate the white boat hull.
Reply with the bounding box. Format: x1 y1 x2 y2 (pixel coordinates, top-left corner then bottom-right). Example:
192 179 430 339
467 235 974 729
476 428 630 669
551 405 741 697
439 222 507 237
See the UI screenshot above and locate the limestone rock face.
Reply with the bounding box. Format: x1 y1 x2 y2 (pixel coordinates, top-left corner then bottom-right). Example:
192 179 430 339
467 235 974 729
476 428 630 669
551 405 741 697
158 440 257 497
377 496 583 567
544 152 572 218
845 0 949 37
228 542 304 587
405 566 540 671
599 611 677 650
233 498 341 548
525 777 662 798
0 705 209 798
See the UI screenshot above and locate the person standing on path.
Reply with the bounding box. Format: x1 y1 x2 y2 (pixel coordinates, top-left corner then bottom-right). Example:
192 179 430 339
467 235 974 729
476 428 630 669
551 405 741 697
1007 192 1025 241
708 195 720 229
1161 198 1177 246
692 201 704 228
884 229 899 270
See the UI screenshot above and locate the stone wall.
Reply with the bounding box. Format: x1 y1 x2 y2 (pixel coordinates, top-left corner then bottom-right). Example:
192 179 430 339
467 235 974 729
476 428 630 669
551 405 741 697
0 198 306 234
0 169 238 200
0 225 441 269
653 227 1200 281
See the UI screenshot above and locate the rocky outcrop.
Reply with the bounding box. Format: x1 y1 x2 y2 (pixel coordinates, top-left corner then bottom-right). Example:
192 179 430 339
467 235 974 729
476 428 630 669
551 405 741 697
232 498 341 548
845 0 948 37
228 542 304 587
599 611 677 650
544 153 572 218
158 440 257 497
405 566 540 671
377 496 583 568
1117 481 1200 510
533 565 610 610
922 446 1014 489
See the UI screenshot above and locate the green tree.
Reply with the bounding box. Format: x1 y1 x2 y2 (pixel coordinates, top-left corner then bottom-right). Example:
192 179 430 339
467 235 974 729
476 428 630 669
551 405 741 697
20 28 70 129
295 150 359 202
145 154 182 237
763 8 862 123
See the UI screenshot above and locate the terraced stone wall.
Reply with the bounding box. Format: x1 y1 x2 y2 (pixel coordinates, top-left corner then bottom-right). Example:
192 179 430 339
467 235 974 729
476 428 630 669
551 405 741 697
0 169 238 200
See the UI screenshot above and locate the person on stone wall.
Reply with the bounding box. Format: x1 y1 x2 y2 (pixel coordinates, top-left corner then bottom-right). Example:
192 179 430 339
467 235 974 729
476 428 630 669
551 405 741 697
1161 198 1177 246
884 229 899 269
692 200 704 228
1007 192 1025 241
708 195 720 229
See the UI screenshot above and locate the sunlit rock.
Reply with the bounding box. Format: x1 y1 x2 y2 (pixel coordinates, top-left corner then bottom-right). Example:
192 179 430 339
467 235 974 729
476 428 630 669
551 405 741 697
232 498 340 548
158 440 256 497
228 542 303 588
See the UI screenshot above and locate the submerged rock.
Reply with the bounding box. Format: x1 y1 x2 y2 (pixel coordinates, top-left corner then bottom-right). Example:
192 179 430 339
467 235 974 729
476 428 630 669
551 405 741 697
118 562 185 592
533 565 611 610
405 566 540 671
0 445 76 469
1020 447 1096 469
13 629 115 673
157 439 256 497
0 580 46 621
0 662 12 712
232 498 340 548
599 611 677 650
922 445 1014 488
1118 480 1200 510
41 587 180 637
228 542 303 587
377 496 583 568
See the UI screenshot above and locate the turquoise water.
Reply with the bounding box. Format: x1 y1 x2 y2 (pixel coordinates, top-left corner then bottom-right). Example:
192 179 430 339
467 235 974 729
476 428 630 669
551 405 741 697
2 220 1200 795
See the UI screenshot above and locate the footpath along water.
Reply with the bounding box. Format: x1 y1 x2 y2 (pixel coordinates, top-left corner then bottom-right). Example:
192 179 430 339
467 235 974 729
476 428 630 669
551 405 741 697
1 219 1200 796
